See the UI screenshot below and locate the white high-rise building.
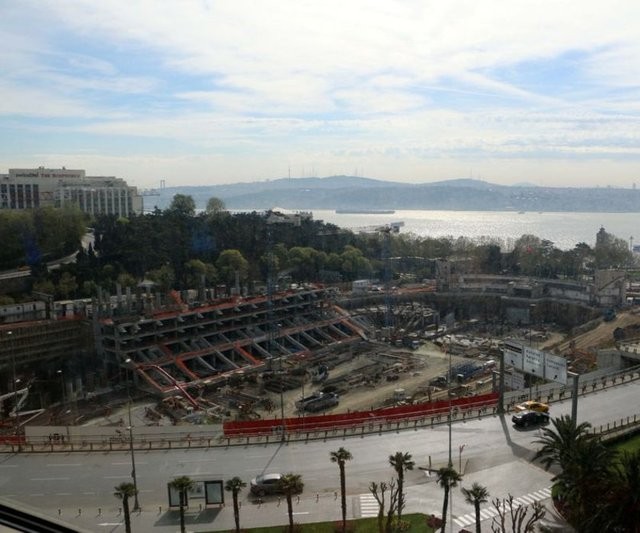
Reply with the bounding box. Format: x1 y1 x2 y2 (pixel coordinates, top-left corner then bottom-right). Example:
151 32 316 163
0 167 143 216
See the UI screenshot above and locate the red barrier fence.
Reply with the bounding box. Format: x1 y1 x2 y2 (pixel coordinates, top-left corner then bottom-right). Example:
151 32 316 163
223 392 498 436
0 435 25 445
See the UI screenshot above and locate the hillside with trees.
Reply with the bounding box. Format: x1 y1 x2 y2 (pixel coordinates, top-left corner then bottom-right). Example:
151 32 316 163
150 176 640 213
0 194 634 304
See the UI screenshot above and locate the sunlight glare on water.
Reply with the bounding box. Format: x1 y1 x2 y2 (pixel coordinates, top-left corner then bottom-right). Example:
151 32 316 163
312 210 639 251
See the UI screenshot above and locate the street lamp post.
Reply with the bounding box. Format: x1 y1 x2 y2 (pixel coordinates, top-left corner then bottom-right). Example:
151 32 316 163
13 376 20 433
6 330 23 452
447 343 452 467
458 444 466 472
124 359 141 511
57 369 65 407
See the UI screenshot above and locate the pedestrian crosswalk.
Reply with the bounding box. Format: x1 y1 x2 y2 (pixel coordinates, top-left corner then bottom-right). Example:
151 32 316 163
358 486 552 523
358 493 380 517
453 487 552 529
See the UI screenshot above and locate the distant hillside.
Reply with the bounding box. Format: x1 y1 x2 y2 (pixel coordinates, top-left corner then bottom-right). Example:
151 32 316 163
146 176 640 213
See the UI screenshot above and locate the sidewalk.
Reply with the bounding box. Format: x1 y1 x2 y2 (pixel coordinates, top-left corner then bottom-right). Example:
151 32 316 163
35 460 569 532
42 491 345 532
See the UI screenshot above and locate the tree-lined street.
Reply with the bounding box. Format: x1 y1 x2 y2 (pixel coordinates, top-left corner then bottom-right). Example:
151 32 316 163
0 379 637 530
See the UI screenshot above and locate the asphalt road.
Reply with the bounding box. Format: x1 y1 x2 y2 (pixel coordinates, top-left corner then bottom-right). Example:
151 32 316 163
0 380 637 531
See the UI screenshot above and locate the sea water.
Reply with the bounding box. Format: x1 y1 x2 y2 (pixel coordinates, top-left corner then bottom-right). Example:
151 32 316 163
310 209 639 251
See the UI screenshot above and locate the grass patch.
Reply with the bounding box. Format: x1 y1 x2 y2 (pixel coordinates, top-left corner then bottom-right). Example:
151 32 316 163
611 432 640 454
213 513 434 532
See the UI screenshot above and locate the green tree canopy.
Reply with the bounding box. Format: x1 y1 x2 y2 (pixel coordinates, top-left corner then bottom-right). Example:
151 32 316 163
205 196 227 216
216 249 249 286
167 194 196 217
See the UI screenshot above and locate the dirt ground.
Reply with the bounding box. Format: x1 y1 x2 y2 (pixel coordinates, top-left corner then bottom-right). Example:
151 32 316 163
80 307 640 426
274 308 640 418
553 308 640 353
269 343 486 418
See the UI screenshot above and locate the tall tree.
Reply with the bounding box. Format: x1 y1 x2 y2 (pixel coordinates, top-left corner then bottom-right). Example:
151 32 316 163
606 450 640 531
369 480 399 533
114 482 137 533
534 415 595 472
534 415 613 530
169 475 195 533
168 194 196 217
224 476 246 533
461 482 489 533
389 451 414 520
436 466 462 533
205 196 227 216
330 447 353 532
278 473 304 533
216 249 249 287
490 495 545 532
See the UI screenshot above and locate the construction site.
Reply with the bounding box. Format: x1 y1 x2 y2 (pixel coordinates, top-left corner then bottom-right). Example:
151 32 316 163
3 260 640 436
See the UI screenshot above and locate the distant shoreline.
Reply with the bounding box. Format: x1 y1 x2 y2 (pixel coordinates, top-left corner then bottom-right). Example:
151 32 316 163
335 209 396 215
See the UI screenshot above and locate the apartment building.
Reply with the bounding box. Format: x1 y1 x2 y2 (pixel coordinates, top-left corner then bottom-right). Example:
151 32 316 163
0 167 143 216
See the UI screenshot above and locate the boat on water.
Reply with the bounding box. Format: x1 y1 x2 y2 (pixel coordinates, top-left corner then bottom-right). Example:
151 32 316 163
335 209 396 214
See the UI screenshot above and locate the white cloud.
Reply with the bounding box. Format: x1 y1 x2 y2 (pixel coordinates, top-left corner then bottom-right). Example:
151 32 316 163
1 0 640 187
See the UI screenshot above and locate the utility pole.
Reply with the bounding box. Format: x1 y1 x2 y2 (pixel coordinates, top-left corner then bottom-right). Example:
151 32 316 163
265 210 303 442
124 359 141 511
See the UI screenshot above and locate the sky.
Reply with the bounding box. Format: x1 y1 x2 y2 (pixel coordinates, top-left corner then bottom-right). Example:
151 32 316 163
1 0 639 190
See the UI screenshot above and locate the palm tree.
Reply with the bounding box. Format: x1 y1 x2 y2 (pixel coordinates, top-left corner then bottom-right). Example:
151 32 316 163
606 450 640 531
169 475 195 533
224 476 247 533
278 473 304 533
114 482 137 533
330 447 353 532
436 465 462 533
461 482 489 533
534 414 595 472
389 451 414 520
534 415 613 529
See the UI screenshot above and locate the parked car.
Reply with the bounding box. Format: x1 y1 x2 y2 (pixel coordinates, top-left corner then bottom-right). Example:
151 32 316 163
429 376 448 387
512 410 550 428
514 400 549 413
250 473 283 496
296 391 339 412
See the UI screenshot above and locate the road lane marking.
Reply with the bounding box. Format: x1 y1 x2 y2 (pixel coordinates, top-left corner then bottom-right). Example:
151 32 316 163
104 475 129 479
291 512 310 515
453 486 551 529
358 494 380 517
29 494 45 497
55 493 72 496
30 477 70 481
111 462 147 466
83 492 96 495
46 463 82 467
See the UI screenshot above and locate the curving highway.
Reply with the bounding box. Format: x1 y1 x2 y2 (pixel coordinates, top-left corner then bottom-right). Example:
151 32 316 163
0 379 638 531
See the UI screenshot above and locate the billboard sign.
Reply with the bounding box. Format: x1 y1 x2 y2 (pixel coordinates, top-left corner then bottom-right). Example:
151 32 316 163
504 370 525 390
523 346 544 377
503 340 524 369
544 353 568 385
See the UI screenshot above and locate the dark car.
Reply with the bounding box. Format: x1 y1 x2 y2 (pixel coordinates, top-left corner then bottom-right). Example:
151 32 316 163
512 410 550 428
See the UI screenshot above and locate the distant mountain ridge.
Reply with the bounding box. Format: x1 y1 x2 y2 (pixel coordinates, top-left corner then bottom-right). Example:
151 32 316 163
148 176 640 213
